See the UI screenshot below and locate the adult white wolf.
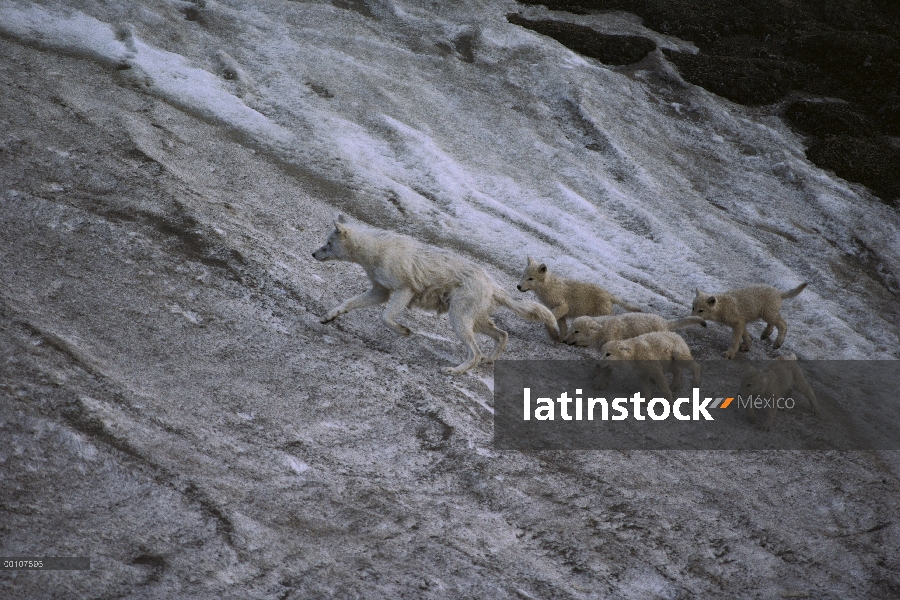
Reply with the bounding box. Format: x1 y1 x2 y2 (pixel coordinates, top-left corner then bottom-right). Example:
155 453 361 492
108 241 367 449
312 216 559 374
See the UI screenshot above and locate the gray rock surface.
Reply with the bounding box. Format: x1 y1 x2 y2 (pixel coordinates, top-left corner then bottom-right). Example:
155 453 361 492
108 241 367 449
1 1 899 598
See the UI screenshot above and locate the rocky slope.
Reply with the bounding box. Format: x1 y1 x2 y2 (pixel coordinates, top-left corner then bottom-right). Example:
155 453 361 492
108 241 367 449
1 1 899 598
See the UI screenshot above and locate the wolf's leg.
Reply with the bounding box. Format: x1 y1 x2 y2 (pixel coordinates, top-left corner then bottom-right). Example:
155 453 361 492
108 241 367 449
689 360 702 388
549 304 568 341
740 329 752 352
772 317 788 349
444 300 483 374
543 321 560 341
322 285 390 323
556 318 568 341
381 288 415 336
793 371 819 416
761 322 774 340
646 365 672 401
669 363 683 394
476 318 508 362
724 323 745 359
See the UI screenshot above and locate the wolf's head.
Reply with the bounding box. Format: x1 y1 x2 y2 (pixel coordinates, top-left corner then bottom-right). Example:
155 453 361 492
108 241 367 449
563 316 602 346
517 256 548 292
738 365 768 398
312 215 351 262
691 288 720 319
599 339 633 361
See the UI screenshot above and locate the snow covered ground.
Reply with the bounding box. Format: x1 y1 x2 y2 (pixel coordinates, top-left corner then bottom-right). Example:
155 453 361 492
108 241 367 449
3 0 898 359
1 1 899 598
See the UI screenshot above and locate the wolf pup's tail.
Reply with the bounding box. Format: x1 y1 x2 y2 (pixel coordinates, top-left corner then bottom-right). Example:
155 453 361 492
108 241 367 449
780 283 808 300
494 290 559 336
666 316 707 330
611 296 642 312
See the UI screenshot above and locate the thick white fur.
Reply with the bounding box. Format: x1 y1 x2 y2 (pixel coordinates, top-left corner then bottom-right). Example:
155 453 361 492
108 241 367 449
313 216 559 374
739 354 819 430
517 256 641 340
596 331 701 401
564 313 705 348
691 283 807 359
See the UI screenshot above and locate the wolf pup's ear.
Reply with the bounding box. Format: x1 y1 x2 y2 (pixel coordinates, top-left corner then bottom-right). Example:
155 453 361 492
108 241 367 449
336 214 348 223
706 296 717 306
527 255 536 265
538 264 547 273
694 288 701 296
334 220 347 235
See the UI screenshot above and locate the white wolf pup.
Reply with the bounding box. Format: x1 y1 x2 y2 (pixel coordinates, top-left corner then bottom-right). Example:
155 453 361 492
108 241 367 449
563 314 705 347
597 331 701 401
739 354 819 431
517 257 641 341
312 216 559 374
691 283 807 359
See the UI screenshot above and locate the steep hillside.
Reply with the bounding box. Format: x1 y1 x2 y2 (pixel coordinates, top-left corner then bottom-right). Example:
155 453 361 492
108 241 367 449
1 1 898 597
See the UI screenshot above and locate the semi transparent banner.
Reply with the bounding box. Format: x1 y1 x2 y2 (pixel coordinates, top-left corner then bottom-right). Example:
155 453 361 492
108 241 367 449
493 360 900 450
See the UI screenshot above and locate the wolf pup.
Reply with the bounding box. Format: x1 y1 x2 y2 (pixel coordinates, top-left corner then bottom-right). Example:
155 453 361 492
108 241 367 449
738 354 819 431
313 216 559 374
691 283 807 359
597 331 701 402
564 314 705 348
517 256 641 341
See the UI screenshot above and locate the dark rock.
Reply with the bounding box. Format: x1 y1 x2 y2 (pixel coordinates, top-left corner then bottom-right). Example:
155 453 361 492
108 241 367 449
518 0 900 201
785 101 876 138
662 49 799 106
806 136 900 202
507 14 655 66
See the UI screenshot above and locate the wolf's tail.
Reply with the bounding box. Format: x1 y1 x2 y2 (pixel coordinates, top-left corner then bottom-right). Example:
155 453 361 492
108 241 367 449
780 283 808 300
666 316 707 330
494 289 559 336
612 296 642 312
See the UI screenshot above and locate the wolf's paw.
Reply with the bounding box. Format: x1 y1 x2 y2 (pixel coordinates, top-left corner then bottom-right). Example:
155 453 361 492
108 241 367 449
321 313 337 324
739 342 751 352
397 325 412 337
723 349 736 360
772 341 783 349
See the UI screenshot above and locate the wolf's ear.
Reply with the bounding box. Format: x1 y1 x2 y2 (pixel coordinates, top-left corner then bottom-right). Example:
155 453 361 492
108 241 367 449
694 287 702 296
706 296 717 306
336 214 348 224
527 256 535 265
334 220 348 235
538 263 547 273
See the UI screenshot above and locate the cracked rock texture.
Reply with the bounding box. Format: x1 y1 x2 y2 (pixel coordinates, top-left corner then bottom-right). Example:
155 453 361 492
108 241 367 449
520 0 900 202
1 1 899 598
